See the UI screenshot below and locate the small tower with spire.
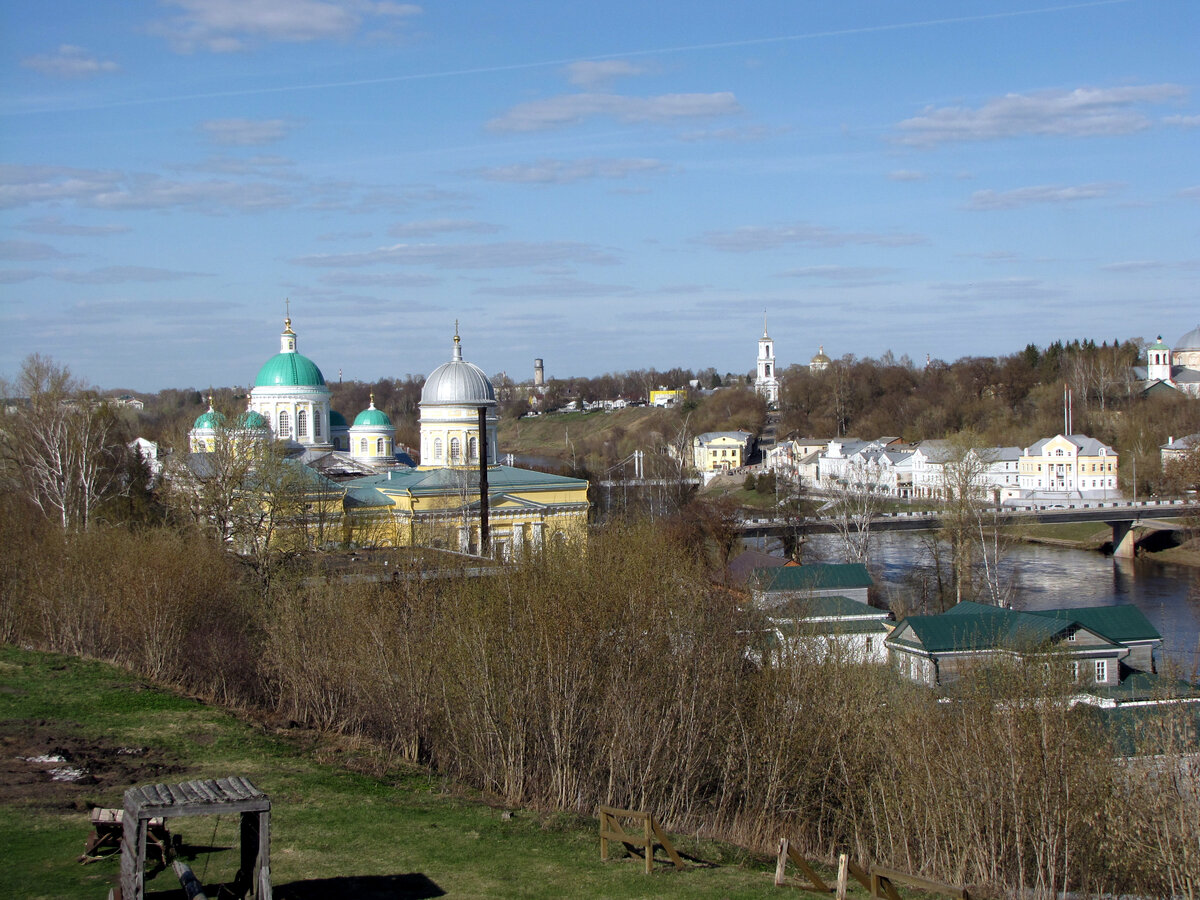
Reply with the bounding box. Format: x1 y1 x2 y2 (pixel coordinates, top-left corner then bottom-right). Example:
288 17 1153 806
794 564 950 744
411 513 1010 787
754 313 780 404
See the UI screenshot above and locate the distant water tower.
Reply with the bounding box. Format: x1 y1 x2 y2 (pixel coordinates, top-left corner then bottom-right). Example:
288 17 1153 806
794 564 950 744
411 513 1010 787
534 358 544 386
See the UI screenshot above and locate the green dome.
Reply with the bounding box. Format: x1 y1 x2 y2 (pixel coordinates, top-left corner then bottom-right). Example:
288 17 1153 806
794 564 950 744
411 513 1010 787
254 351 326 387
237 410 268 429
353 406 393 428
329 410 348 428
193 409 226 430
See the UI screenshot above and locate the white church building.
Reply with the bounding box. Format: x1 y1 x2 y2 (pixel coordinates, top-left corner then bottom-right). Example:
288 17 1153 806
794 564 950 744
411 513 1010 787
1134 326 1200 396
754 319 780 405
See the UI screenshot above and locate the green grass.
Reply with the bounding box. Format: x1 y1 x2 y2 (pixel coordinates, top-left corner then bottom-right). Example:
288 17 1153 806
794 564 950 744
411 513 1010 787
0 646 867 899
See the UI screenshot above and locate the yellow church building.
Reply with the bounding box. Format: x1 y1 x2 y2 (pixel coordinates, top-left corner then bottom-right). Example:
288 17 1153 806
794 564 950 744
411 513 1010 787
186 318 590 557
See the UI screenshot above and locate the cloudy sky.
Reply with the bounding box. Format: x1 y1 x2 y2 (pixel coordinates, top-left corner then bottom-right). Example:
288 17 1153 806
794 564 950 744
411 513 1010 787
1 0 1197 391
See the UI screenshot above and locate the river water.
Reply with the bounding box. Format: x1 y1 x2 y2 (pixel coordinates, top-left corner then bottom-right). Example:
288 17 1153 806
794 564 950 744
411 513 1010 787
802 531 1200 673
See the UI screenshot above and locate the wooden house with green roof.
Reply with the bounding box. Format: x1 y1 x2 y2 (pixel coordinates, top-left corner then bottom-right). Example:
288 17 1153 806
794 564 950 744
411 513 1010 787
886 600 1162 695
751 562 874 606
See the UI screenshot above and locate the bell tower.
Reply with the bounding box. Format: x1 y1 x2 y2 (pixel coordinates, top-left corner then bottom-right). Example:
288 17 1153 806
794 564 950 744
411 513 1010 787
754 314 780 404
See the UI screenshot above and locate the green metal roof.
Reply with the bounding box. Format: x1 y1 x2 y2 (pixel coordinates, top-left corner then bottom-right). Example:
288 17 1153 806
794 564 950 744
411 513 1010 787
353 406 392 427
237 410 267 429
892 605 1068 654
1031 605 1161 643
329 410 348 428
193 409 226 429
346 464 588 498
891 601 1157 655
755 563 873 593
254 351 326 387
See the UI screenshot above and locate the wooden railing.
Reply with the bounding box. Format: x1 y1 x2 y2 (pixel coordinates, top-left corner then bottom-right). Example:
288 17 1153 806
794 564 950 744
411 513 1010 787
598 806 684 874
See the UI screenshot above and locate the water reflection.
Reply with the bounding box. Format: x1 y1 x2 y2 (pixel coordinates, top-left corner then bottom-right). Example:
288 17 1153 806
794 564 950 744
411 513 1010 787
804 531 1200 672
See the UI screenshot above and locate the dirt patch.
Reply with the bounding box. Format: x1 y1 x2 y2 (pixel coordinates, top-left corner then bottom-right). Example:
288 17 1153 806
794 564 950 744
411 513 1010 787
0 718 182 811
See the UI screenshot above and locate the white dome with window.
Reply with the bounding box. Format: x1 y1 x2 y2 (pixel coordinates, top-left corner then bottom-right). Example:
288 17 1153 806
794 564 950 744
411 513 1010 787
418 328 498 469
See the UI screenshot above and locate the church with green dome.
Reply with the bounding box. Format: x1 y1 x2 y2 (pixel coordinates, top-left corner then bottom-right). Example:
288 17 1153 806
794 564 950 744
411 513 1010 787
185 316 590 557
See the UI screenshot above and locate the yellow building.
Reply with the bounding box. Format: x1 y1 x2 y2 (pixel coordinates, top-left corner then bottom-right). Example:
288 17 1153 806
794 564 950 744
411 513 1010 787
342 329 589 555
650 388 688 407
1018 433 1119 499
693 431 754 474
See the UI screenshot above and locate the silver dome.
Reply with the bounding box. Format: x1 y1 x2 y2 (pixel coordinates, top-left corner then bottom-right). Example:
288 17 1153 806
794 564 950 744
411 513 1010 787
1174 325 1200 352
421 335 496 406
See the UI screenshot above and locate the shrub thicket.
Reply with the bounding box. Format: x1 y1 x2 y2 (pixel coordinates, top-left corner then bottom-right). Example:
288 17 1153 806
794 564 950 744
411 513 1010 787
2 509 1197 898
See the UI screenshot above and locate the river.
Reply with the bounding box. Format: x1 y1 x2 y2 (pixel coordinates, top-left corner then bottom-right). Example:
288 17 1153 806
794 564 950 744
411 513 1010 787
801 531 1200 672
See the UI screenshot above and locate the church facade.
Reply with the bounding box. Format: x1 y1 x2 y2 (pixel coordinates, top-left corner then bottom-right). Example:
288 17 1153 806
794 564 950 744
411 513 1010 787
1133 326 1200 397
188 318 589 557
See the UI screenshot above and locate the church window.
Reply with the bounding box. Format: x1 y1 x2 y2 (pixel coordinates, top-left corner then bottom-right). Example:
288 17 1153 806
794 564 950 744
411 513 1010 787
297 409 308 438
376 438 384 455
359 438 368 454
279 411 290 439
434 438 443 460
469 436 478 461
450 438 461 463
315 414 322 438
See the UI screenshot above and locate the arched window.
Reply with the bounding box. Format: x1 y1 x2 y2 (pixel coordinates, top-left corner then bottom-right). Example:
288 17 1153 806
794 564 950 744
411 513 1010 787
278 410 290 439
297 409 308 438
450 437 461 463
359 438 368 454
468 436 478 461
376 438 384 455
314 413 322 438
433 438 443 460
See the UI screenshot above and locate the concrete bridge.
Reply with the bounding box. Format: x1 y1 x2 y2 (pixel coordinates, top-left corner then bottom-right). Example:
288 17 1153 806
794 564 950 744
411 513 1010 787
737 498 1200 558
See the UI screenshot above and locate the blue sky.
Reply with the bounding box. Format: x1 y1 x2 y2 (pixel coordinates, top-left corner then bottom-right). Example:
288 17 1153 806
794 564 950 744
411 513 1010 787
1 0 1197 392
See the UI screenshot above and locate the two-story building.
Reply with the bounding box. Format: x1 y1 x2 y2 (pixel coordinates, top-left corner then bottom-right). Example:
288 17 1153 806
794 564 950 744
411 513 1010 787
693 431 754 477
1017 434 1119 501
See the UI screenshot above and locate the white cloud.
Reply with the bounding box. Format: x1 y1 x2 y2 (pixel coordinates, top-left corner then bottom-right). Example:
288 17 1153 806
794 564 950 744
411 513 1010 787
487 91 741 133
966 182 1120 211
0 240 75 261
778 265 899 282
292 241 616 269
51 266 208 284
474 277 631 298
21 45 119 78
1180 186 1200 201
388 219 499 237
896 84 1187 146
19 216 130 236
316 271 439 287
199 118 301 146
151 0 421 52
0 164 293 212
1164 115 1200 128
929 278 1062 302
888 169 927 182
473 158 667 184
696 223 925 252
565 60 646 88
676 124 779 142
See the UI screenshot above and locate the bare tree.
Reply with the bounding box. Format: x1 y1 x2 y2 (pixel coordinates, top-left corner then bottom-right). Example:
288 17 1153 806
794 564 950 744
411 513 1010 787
821 457 886 562
936 435 1012 607
0 355 122 531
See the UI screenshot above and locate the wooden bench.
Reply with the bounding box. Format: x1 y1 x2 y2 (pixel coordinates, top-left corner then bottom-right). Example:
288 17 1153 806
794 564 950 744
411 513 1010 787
80 809 170 865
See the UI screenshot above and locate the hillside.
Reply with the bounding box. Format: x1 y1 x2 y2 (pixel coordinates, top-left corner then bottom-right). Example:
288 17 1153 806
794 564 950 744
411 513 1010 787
0 645 817 900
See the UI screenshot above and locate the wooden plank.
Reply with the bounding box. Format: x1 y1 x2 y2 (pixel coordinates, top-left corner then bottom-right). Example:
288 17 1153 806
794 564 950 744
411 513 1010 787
871 865 967 899
650 818 684 869
599 810 609 862
787 845 832 892
846 859 872 891
836 854 849 900
775 838 789 887
643 814 653 874
871 873 903 900
597 805 646 819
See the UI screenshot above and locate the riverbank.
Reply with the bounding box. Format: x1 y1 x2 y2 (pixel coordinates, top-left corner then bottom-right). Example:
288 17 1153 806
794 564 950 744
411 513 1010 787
1012 521 1200 568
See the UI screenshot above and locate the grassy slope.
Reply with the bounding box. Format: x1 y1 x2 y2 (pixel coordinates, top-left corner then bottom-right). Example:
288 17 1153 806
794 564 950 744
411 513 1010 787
0 646 858 900
498 408 674 460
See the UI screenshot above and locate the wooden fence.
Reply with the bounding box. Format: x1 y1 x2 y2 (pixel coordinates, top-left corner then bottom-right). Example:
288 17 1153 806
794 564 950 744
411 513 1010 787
598 806 684 874
775 838 970 899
